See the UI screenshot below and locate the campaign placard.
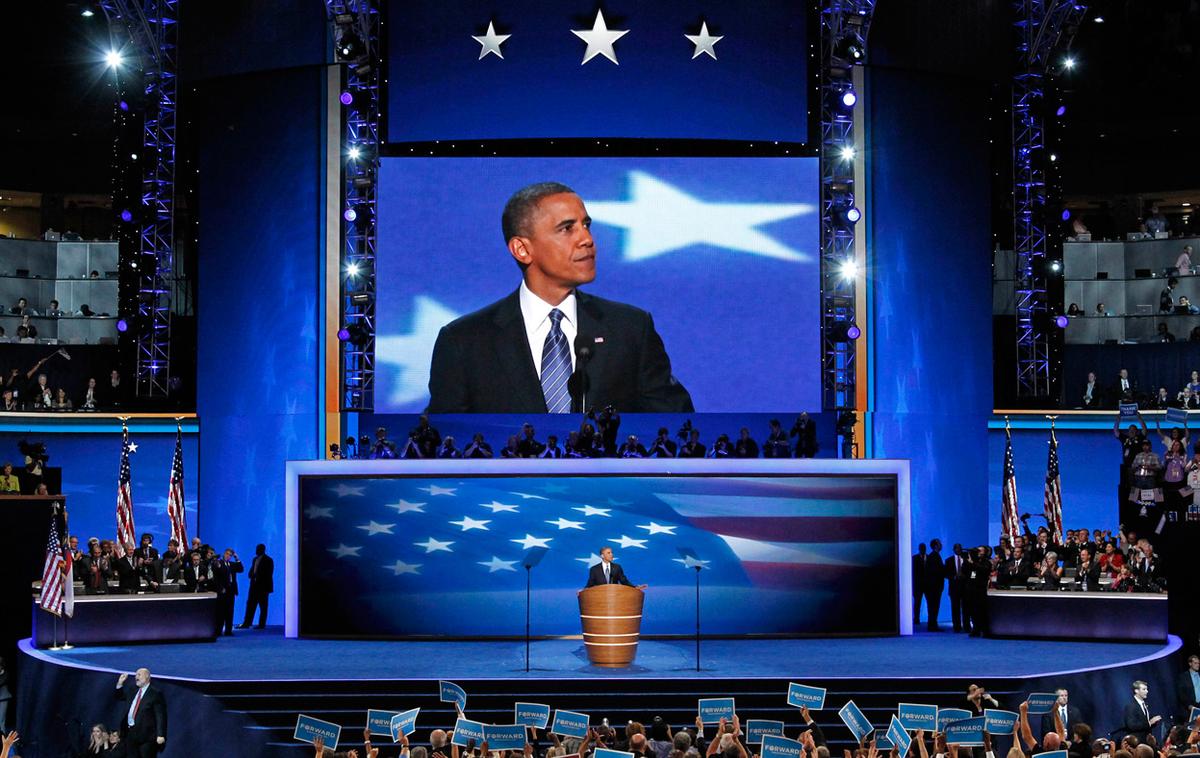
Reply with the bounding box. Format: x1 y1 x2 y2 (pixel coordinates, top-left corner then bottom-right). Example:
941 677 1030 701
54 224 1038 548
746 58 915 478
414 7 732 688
485 724 528 750
367 709 402 737
887 717 912 757
874 735 894 751
1188 706 1200 725
451 718 487 747
699 698 737 723
936 709 972 733
897 704 937 732
943 716 985 747
762 735 806 758
295 714 342 749
746 720 786 744
838 700 873 743
1025 694 1058 715
1033 751 1068 758
390 708 420 741
1119 403 1139 420
440 681 468 712
787 682 827 710
551 710 590 739
596 750 635 758
1167 407 1189 424
985 709 1019 735
515 703 552 729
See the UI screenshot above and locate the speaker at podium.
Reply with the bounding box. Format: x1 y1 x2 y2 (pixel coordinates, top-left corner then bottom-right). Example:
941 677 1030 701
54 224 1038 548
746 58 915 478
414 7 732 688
577 584 644 667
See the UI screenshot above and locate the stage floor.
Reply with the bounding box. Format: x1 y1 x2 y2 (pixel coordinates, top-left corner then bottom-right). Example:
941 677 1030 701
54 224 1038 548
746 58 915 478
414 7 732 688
31 629 1179 682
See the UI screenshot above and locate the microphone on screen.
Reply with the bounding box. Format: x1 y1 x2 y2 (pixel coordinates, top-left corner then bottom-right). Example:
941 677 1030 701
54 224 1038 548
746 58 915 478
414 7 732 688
572 335 595 414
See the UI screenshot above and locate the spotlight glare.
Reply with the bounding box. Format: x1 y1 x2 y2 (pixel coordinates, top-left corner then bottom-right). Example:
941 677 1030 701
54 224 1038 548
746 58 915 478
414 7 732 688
337 328 351 341
845 206 862 223
346 262 360 277
839 259 858 279
846 324 862 340
339 91 354 106
1050 260 1062 273
1056 105 1067 117
839 146 856 161
343 208 357 222
1061 209 1071 221
116 318 128 332
1093 15 1104 22
1055 315 1070 328
347 146 361 160
105 50 123 68
1063 56 1076 69
81 7 95 17
840 89 857 108
1049 153 1057 162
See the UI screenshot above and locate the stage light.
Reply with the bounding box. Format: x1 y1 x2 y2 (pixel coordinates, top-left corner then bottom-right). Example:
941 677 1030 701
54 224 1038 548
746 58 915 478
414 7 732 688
840 259 858 279
1049 260 1062 273
116 318 128 332
1049 153 1057 162
337 328 351 341
846 324 862 340
347 146 361 160
839 146 856 161
1063 56 1076 70
1093 16 1104 23
845 206 862 223
105 50 123 68
1061 209 1072 221
1055 315 1069 328
120 209 133 223
345 262 360 277
1056 105 1067 117
829 321 861 342
841 89 857 108
81 6 95 17
343 208 357 222
834 36 864 62
340 91 354 106
119 100 129 112
336 31 364 61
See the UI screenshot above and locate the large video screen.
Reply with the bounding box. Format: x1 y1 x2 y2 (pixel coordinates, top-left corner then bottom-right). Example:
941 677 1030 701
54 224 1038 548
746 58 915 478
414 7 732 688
295 463 900 638
385 2 809 142
375 157 821 413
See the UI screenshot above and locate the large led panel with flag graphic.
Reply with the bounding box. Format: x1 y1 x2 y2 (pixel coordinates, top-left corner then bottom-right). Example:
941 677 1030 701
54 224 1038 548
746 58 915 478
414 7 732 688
375 157 820 413
290 459 903 638
385 2 809 143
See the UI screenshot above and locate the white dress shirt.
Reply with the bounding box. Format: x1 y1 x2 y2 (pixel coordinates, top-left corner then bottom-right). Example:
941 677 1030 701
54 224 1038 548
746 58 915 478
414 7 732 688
519 281 578 376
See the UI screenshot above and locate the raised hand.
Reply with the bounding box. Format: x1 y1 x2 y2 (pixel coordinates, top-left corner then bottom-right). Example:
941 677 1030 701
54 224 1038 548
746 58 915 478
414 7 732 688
314 736 325 757
117 673 128 687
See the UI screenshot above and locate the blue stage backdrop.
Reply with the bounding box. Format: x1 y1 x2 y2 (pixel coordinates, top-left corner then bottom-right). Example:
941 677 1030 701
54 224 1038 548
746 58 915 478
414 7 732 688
376 157 821 414
385 1 809 142
297 467 899 638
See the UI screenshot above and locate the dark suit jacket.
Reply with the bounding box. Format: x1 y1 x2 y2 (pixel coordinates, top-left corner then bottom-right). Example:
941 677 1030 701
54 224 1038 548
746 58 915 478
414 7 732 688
1177 669 1200 712
586 561 633 588
1121 699 1153 742
427 289 693 413
1040 704 1083 737
114 555 141 593
115 681 168 743
248 553 275 594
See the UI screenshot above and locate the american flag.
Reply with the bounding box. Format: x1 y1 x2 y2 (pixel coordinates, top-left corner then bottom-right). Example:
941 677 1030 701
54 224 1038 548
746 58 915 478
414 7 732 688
39 502 74 617
167 424 188 547
1001 423 1021 539
1043 429 1064 544
115 423 136 558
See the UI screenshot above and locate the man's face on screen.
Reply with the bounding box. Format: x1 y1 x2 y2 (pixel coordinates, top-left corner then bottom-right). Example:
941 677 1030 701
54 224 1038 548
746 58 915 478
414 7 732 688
600 547 613 564
513 193 597 293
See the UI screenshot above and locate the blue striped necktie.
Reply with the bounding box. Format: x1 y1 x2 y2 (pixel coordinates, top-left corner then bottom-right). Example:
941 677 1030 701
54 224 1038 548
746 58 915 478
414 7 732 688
540 309 572 413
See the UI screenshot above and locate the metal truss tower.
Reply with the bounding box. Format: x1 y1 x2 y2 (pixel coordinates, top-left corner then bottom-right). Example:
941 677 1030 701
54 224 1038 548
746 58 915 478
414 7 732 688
101 0 178 398
1011 0 1087 398
820 1 874 417
325 1 381 410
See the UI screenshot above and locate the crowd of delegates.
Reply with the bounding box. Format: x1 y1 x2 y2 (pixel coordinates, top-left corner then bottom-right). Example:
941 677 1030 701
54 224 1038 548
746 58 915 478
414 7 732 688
913 526 1165 636
1 351 129 412
1112 413 1200 528
62 533 275 633
3 293 108 342
329 414 822 461
1081 369 1200 410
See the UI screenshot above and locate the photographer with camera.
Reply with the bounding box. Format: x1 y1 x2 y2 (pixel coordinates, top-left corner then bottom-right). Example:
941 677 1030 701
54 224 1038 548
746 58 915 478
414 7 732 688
648 427 678 458
586 405 621 456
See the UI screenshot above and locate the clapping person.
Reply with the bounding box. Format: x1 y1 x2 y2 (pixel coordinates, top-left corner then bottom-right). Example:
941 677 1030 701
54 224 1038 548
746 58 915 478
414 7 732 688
437 436 462 459
463 433 493 459
80 541 111 594
539 435 563 458
501 435 521 458
619 434 647 458
182 550 209 592
733 428 759 458
517 423 546 458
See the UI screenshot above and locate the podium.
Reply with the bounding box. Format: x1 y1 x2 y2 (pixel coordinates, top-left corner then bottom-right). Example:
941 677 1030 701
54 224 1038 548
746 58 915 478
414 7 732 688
578 584 644 667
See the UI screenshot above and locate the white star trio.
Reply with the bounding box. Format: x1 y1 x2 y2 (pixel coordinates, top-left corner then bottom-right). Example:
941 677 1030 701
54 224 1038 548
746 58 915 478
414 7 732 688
473 12 724 64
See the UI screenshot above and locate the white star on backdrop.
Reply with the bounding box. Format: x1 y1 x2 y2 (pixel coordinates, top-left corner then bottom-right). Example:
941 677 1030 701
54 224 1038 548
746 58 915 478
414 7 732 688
511 534 553 550
610 534 649 549
472 21 511 60
508 491 549 500
356 521 395 536
331 484 365 497
588 171 814 262
479 556 519 573
636 522 677 535
449 516 491 531
546 517 586 530
480 501 520 513
575 552 615 567
375 295 461 409
328 544 362 559
571 9 629 65
684 22 723 60
573 505 611 518
414 537 455 553
389 559 423 575
420 485 457 496
305 506 333 520
673 556 711 569
127 442 138 453
384 500 426 514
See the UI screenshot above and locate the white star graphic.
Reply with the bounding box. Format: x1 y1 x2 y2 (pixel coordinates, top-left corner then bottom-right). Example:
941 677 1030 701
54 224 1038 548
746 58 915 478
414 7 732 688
449 516 491 531
673 556 711 569
389 559 423 575
610 534 649 549
479 556 519 572
636 522 677 536
480 501 520 513
508 491 549 500
571 9 629 65
420 485 457 496
511 534 553 550
127 442 138 453
574 552 614 567
384 499 427 514
684 22 723 60
305 506 333 520
588 171 814 263
573 505 612 518
331 484 366 497
546 517 586 530
472 21 511 60
375 296 462 409
328 544 362 559
356 521 396 536
414 537 454 553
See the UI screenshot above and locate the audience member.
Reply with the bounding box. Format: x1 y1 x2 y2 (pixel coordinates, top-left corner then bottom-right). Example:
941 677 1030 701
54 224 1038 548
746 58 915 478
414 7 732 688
113 668 167 755
791 413 818 458
239 543 274 629
1121 680 1162 744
